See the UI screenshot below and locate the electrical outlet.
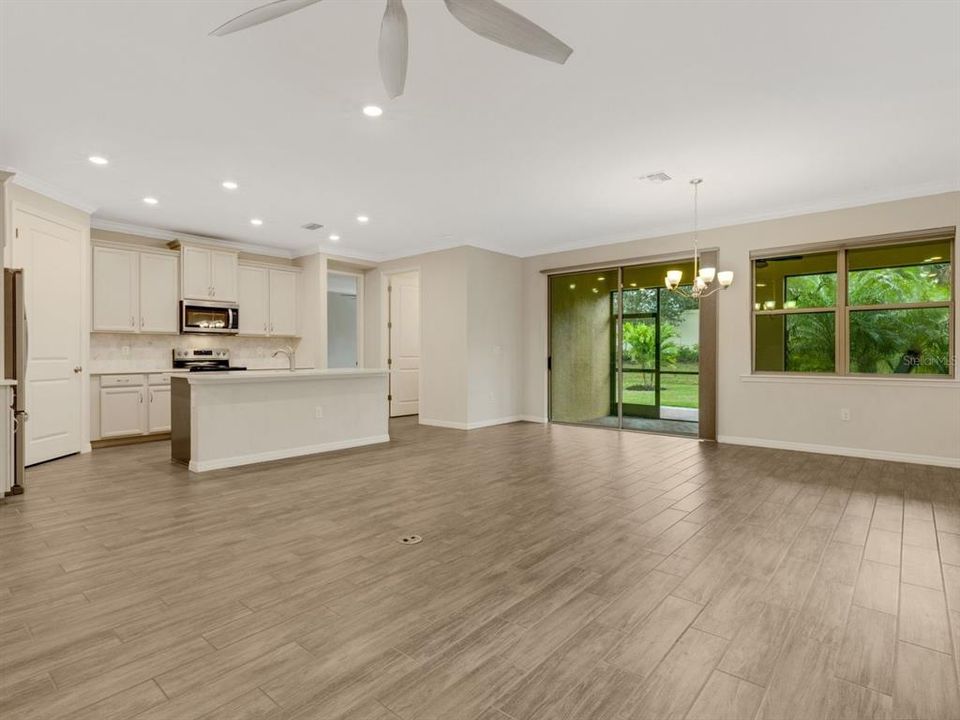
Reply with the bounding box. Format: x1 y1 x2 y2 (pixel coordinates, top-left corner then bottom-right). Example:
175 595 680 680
840 408 851 421
315 406 324 419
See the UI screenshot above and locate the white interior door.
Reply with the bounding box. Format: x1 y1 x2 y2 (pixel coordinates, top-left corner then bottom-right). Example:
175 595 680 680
388 271 420 417
12 208 83 464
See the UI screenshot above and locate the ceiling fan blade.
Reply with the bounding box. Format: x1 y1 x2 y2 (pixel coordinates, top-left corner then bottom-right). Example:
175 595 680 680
210 0 323 37
443 0 572 64
378 0 409 98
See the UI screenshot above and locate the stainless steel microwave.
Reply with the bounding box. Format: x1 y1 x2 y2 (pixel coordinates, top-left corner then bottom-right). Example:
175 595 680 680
180 300 239 335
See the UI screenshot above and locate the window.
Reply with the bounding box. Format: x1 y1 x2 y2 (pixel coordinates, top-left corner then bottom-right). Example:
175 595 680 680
753 231 954 377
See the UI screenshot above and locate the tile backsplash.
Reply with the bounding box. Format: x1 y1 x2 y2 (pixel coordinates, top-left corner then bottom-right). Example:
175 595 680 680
90 334 304 373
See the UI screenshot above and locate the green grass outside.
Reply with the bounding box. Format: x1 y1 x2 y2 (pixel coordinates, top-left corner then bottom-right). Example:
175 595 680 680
622 370 699 409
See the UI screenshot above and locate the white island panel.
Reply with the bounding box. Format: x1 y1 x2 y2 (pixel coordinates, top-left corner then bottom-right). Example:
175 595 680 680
172 369 389 472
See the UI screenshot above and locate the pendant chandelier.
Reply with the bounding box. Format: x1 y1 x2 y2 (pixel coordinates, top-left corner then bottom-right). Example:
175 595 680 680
664 178 733 298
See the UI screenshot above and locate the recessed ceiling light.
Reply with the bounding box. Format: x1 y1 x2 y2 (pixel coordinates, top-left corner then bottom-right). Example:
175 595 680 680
328 234 340 242
362 105 383 117
221 180 238 190
250 218 263 226
925 256 942 262
142 197 159 205
88 155 109 165
597 276 605 281
356 215 369 224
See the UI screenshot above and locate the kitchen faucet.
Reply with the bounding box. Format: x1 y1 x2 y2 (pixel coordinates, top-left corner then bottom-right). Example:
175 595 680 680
272 346 296 371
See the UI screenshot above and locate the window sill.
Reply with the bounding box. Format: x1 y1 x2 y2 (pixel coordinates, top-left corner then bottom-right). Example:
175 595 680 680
740 373 960 389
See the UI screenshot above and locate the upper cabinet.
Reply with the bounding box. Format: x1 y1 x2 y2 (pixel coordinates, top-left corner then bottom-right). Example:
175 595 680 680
93 246 139 332
93 244 179 334
268 269 298 337
237 263 298 337
180 246 238 301
138 252 179 333
238 266 269 335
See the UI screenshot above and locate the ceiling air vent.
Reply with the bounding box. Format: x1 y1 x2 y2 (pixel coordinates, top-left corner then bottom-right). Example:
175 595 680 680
301 222 323 231
638 171 672 184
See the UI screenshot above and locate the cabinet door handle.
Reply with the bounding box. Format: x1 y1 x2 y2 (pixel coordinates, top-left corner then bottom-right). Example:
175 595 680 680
130 316 135 327
140 316 144 328
263 322 267 333
149 391 154 402
139 391 143 404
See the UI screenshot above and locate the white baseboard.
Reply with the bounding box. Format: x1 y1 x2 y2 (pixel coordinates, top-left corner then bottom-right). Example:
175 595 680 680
188 434 390 472
519 415 548 424
419 416 527 431
717 435 960 469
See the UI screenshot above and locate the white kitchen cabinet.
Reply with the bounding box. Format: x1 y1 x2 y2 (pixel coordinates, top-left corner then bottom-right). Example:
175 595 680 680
94 373 176 440
181 246 238 301
237 264 298 337
99 386 145 438
268 269 298 336
93 246 139 332
92 244 179 334
147 385 171 433
210 251 238 301
139 252 179 333
181 246 212 300
238 266 269 335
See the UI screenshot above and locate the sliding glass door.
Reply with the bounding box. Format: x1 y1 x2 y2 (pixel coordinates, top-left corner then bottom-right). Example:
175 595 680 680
550 260 701 436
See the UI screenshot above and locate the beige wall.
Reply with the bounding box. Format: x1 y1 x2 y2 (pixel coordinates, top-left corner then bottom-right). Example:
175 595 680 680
522 191 960 466
364 246 524 428
466 246 523 425
365 247 470 427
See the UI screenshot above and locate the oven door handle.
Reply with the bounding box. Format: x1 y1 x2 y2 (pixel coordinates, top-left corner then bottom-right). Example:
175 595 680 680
228 307 235 330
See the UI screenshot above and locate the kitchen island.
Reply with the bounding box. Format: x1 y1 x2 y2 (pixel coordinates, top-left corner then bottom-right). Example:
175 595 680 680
170 369 389 472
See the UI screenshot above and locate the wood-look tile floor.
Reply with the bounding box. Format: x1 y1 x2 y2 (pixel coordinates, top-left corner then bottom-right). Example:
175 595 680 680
2 418 959 719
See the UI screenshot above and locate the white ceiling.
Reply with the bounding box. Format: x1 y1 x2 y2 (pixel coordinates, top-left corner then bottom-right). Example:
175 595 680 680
2 0 958 261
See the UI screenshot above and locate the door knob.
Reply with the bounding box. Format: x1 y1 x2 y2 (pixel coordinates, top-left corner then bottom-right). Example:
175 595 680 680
73 366 82 373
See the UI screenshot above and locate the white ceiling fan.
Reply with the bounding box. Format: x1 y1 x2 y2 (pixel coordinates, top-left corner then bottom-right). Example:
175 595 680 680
210 0 573 99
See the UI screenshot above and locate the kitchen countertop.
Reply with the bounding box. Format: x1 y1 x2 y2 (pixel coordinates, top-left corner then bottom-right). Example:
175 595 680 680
174 368 388 385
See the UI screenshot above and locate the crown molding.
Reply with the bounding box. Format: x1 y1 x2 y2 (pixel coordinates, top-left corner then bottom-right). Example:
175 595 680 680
91 218 300 259
7 170 99 214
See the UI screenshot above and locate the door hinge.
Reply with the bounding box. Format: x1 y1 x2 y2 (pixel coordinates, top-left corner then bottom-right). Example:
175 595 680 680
387 321 392 329
387 358 392 366
547 355 552 371
387 394 392 401
15 227 19 238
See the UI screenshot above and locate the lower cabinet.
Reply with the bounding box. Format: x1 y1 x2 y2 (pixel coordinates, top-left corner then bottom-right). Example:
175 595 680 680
100 386 145 438
95 374 176 440
147 386 171 433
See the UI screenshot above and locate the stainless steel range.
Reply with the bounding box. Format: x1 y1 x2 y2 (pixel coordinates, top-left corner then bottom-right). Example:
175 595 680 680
172 348 247 372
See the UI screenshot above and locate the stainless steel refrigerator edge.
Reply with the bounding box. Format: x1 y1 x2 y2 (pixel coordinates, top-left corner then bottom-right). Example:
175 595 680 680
3 268 27 493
